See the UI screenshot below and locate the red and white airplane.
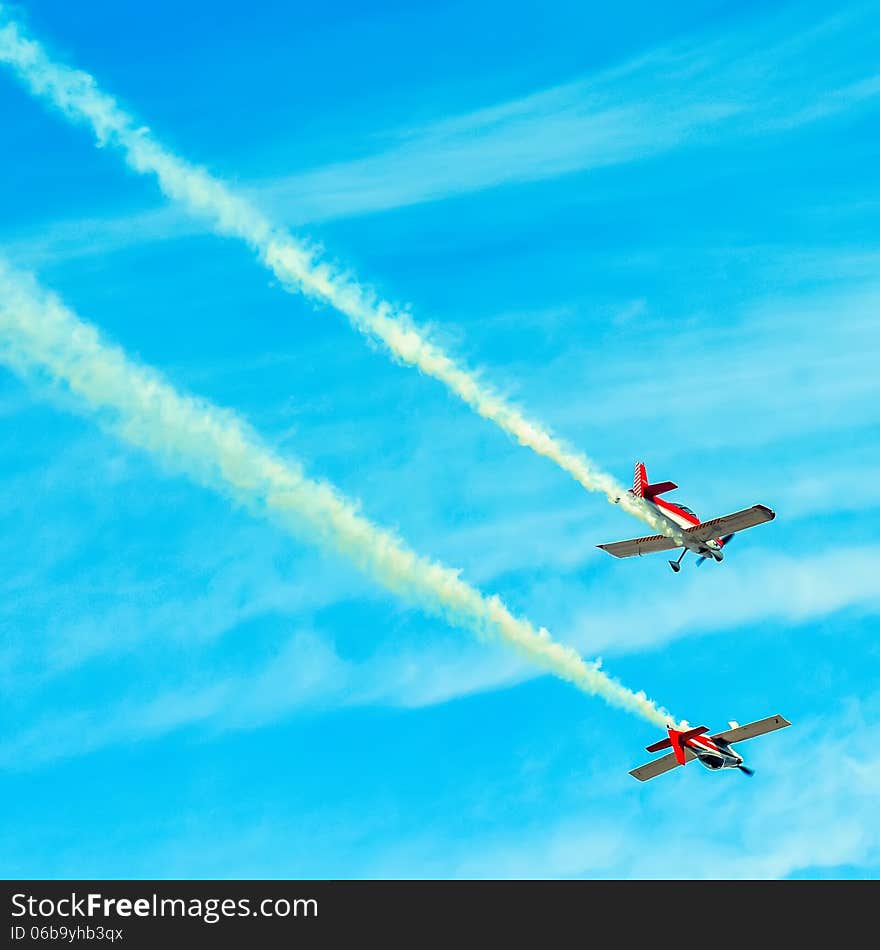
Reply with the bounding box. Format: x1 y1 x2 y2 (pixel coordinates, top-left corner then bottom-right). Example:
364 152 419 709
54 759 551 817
630 715 791 781
598 461 775 572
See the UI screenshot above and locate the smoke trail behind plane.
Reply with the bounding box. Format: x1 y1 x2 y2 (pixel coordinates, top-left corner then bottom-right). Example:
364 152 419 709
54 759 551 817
0 259 677 727
0 13 682 544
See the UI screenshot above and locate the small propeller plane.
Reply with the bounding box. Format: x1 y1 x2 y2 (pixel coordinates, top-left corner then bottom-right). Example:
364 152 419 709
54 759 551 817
598 461 775 572
630 715 791 781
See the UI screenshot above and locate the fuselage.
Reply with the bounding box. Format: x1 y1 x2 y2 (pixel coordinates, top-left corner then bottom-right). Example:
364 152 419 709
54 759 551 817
684 734 744 771
640 493 725 560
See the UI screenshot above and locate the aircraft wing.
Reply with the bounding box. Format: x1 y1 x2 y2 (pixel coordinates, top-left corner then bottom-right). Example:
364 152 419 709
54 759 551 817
630 747 696 782
597 534 681 558
712 715 791 745
686 504 775 543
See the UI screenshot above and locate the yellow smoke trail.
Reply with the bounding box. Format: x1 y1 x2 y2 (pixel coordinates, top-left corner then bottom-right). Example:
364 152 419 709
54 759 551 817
0 12 682 544
0 259 677 727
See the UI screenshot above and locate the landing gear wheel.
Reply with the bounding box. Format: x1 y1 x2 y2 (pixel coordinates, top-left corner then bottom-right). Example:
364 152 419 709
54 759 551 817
668 560 681 573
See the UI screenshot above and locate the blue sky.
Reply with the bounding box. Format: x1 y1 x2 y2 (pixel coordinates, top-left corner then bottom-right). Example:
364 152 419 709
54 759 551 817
1 0 879 878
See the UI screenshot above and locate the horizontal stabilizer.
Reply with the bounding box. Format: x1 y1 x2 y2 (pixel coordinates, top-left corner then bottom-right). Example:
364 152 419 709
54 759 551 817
679 726 709 743
644 480 678 499
646 736 672 753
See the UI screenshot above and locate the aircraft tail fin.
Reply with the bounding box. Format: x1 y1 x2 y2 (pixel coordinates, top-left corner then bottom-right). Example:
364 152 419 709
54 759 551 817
646 725 709 765
633 462 648 498
633 462 678 499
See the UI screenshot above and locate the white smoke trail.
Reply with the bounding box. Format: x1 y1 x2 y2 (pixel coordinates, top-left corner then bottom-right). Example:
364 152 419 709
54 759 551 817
0 12 683 544
0 259 678 727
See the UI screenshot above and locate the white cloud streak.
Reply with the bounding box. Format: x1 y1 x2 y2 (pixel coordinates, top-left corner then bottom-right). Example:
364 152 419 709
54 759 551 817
0 258 678 728
6 4 878 264
0 11 680 543
364 704 880 879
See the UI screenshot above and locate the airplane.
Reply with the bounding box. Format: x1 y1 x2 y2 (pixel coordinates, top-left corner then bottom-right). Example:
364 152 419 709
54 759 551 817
598 461 775 572
630 715 791 781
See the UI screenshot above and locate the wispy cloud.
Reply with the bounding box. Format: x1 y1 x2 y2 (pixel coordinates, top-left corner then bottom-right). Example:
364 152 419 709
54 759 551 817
516 281 880 462
30 703 872 879
363 703 880 878
0 259 677 728
0 9 689 542
572 544 880 658
5 531 877 771
1 630 351 768
4 3 879 267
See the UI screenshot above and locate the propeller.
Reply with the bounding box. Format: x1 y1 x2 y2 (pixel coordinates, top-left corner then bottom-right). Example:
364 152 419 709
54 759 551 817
737 764 754 776
696 534 736 567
